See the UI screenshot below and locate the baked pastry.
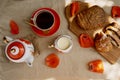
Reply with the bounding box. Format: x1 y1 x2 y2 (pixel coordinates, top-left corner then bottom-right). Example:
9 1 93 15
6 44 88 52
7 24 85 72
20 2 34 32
76 5 108 30
94 32 113 53
104 22 120 48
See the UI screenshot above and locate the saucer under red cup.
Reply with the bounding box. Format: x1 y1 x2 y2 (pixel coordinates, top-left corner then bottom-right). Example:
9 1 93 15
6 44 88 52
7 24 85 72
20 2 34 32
31 8 60 37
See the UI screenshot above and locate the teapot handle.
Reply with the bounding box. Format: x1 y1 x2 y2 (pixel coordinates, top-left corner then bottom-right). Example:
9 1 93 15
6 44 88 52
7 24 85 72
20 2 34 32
3 36 13 44
25 55 34 67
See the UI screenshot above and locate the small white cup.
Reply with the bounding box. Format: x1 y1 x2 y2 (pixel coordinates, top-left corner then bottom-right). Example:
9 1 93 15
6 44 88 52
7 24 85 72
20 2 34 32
49 35 73 53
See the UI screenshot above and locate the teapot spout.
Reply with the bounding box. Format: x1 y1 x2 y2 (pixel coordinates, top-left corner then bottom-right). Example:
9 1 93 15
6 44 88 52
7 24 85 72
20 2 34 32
3 36 13 44
25 55 34 67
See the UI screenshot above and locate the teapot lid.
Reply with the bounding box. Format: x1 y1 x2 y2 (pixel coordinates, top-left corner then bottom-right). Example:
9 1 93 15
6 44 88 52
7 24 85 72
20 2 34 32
6 41 25 60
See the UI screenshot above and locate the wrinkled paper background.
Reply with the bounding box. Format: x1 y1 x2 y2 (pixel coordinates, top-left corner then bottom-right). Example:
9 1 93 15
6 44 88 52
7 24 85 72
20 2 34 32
0 0 120 80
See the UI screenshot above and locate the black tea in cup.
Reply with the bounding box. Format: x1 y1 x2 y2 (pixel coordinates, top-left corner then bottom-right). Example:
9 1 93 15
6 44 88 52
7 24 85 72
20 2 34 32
35 11 54 30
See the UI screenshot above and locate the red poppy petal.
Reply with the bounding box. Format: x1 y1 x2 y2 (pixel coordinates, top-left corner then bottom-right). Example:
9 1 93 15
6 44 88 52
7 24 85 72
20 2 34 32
10 20 19 34
45 53 60 68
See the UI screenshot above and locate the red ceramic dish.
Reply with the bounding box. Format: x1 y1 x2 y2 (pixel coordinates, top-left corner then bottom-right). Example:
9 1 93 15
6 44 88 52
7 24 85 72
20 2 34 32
31 8 60 37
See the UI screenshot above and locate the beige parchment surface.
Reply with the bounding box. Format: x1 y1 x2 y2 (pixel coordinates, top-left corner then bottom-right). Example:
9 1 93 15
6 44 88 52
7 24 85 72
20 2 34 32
0 0 120 80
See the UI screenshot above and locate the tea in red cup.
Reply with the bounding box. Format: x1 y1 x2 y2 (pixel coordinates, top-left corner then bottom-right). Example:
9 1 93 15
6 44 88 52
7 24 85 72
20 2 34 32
31 9 55 33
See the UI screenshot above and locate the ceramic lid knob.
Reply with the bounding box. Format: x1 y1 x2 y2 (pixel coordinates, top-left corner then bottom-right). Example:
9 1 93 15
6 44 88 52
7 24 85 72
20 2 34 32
7 41 25 60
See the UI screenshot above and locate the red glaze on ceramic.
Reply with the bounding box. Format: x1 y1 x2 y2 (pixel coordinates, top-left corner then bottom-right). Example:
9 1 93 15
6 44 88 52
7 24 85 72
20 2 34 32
7 41 25 60
19 39 31 44
4 36 34 67
31 8 60 37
